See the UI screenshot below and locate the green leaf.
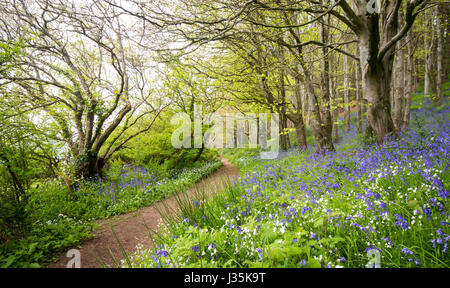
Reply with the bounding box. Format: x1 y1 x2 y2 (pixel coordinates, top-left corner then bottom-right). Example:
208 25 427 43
260 224 278 242
2 255 16 268
28 242 38 254
308 259 322 268
314 217 324 228
407 200 419 210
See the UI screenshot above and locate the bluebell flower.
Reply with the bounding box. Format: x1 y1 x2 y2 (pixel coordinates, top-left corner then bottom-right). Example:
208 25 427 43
365 245 381 253
401 247 414 255
394 214 410 230
155 249 169 257
256 248 263 261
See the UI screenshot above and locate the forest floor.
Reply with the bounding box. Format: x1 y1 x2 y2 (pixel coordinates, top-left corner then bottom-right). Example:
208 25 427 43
48 156 240 268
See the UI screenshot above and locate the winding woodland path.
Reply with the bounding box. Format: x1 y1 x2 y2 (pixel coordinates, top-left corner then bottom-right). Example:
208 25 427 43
49 156 239 268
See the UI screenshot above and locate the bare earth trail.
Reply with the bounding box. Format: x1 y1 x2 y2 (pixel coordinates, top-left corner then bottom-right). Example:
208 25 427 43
49 156 239 268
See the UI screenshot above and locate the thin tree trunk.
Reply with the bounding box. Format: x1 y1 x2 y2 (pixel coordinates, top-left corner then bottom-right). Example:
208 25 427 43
302 84 309 126
356 50 363 133
436 4 443 104
320 13 334 143
193 146 204 163
393 34 405 131
344 54 351 131
0 152 26 203
329 49 339 141
445 3 450 81
403 30 415 131
424 24 429 96
279 64 289 151
424 9 434 98
288 76 307 150
303 67 334 152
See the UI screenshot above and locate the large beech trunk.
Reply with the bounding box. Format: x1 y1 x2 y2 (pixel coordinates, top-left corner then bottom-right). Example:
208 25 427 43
359 27 396 143
74 151 105 179
358 11 397 144
338 0 426 144
363 67 395 144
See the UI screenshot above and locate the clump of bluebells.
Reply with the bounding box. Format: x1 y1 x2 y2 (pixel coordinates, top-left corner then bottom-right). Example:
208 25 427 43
124 101 449 268
73 159 223 218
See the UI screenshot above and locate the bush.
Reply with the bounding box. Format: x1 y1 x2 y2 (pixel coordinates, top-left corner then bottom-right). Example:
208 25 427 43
112 115 219 171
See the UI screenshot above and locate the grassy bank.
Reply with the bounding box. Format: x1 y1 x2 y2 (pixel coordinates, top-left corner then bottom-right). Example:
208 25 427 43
0 159 223 268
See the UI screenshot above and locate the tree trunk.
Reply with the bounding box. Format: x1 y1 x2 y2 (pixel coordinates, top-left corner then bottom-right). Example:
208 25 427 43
294 120 307 150
291 22 334 152
279 65 290 151
356 52 363 133
358 7 398 144
403 30 414 131
287 113 307 150
285 115 291 148
74 150 105 179
424 9 435 98
344 54 351 131
436 4 443 104
320 11 334 144
193 146 204 163
302 84 309 126
445 3 450 82
279 113 288 151
343 0 427 144
329 50 339 142
304 71 334 152
0 152 26 203
360 35 395 142
289 76 308 150
393 34 405 131
365 84 395 144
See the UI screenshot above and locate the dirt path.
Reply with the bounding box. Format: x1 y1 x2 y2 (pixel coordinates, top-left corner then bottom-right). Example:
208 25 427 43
49 156 239 268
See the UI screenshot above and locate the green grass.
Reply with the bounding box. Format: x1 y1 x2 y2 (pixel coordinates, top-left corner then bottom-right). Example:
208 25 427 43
0 159 223 268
